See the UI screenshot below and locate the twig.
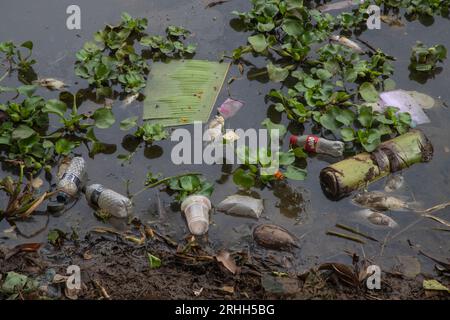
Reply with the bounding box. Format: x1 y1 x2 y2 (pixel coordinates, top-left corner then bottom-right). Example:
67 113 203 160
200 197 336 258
336 223 379 242
326 230 366 244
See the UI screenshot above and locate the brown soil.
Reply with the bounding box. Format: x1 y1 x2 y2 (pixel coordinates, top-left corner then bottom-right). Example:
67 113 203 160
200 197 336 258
0 226 449 300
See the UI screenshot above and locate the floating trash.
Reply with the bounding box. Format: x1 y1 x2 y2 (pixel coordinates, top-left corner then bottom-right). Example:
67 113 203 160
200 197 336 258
85 184 133 218
320 130 433 199
181 195 211 235
217 194 263 219
290 135 344 157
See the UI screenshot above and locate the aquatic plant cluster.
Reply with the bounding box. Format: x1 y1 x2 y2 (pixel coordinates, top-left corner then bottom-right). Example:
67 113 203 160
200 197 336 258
0 13 196 173
231 0 447 153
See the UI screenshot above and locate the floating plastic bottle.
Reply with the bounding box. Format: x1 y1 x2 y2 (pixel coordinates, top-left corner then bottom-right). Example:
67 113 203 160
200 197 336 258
56 157 86 203
290 135 344 157
85 184 133 218
180 195 211 235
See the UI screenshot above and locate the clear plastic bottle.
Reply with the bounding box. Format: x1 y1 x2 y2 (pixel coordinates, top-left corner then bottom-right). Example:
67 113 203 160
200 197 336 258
290 135 344 157
85 184 133 218
180 195 211 235
56 157 86 203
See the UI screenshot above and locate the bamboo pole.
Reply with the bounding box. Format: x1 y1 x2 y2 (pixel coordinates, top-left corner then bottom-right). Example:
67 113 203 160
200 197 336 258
320 129 433 199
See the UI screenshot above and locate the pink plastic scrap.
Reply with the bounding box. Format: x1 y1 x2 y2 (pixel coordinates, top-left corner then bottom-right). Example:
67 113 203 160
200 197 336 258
374 90 431 125
217 98 244 119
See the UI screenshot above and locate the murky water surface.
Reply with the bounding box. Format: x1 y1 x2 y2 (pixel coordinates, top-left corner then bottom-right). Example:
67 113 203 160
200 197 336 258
1 0 449 273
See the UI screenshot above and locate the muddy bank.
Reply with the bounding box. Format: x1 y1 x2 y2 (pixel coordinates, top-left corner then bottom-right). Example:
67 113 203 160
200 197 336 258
1 224 448 300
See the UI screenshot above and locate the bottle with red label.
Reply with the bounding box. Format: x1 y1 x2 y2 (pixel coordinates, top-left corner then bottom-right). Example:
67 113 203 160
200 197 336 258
290 135 344 157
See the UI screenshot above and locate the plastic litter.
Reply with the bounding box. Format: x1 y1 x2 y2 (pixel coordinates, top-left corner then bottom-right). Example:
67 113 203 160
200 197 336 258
320 129 433 199
290 134 344 157
217 98 244 119
56 157 86 203
85 184 133 218
180 195 211 235
216 194 263 219
371 90 433 124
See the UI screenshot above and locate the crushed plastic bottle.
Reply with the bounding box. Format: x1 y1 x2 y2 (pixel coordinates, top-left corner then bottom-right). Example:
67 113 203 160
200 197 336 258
180 195 211 235
290 135 344 157
56 157 86 203
85 184 133 218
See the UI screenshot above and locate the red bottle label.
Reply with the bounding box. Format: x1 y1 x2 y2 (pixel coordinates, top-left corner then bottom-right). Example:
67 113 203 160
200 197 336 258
304 135 319 153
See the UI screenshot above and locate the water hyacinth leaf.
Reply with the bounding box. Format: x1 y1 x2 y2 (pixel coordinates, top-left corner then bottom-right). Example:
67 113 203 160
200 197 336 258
284 165 307 180
120 116 138 131
261 118 287 138
143 60 230 126
92 108 115 129
12 125 35 140
233 168 255 189
341 128 355 141
55 138 78 155
17 85 37 97
359 82 379 103
43 99 67 118
267 62 289 82
319 113 339 133
248 34 268 53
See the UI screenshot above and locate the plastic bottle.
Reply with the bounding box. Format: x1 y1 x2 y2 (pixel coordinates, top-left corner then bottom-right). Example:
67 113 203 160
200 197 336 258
85 184 133 218
290 135 344 157
56 157 86 203
180 195 211 235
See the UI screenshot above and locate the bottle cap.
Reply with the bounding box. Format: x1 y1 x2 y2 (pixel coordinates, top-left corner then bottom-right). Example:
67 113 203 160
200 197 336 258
289 135 298 146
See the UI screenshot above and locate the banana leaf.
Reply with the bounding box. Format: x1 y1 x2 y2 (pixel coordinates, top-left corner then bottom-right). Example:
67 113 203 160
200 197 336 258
143 60 230 126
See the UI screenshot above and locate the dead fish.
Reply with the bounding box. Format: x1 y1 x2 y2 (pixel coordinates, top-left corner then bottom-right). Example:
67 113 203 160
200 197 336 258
253 224 298 250
384 175 404 192
34 78 67 90
318 0 356 12
123 93 139 106
352 191 416 211
217 195 263 219
330 35 364 53
357 209 398 228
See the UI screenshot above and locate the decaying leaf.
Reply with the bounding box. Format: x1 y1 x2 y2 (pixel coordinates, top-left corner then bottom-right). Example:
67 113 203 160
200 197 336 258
5 242 42 260
423 279 450 293
215 250 239 275
221 285 234 294
319 262 360 288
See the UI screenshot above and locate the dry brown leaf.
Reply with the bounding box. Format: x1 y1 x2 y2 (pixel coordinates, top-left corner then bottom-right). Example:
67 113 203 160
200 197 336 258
221 285 234 294
22 192 47 218
83 251 93 260
53 274 68 283
215 250 239 275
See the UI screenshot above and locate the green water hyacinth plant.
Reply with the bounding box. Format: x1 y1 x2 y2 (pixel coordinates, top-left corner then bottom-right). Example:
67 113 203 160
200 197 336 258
75 12 196 97
231 0 410 154
0 40 36 83
410 42 447 73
